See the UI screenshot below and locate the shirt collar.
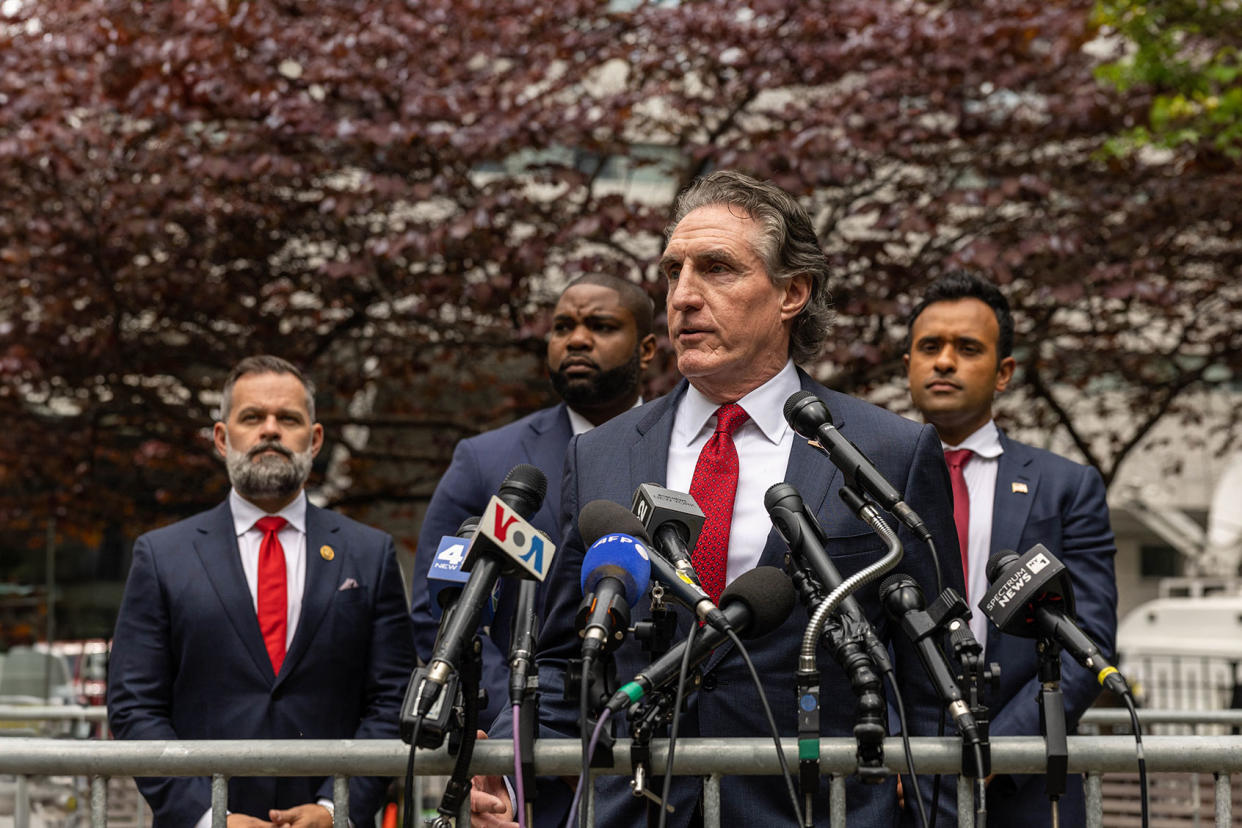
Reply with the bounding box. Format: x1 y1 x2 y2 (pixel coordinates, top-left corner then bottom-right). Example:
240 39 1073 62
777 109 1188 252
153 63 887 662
675 360 800 447
941 419 1003 460
566 397 644 437
229 488 308 536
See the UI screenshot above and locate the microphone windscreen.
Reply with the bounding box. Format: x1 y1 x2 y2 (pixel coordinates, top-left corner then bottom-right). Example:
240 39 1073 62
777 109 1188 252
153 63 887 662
720 566 797 639
985 551 1020 583
499 463 548 518
579 499 651 546
580 532 652 606
782 391 832 438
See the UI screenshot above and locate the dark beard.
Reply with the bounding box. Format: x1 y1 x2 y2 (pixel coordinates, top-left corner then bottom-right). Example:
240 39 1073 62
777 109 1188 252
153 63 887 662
550 351 641 410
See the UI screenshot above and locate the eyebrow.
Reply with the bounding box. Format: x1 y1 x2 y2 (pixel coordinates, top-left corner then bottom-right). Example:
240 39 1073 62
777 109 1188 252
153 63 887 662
237 405 306 420
659 248 745 273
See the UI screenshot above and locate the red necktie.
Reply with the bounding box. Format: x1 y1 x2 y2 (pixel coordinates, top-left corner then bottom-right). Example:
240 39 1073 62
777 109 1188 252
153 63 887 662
255 515 289 675
688 403 750 603
944 449 973 583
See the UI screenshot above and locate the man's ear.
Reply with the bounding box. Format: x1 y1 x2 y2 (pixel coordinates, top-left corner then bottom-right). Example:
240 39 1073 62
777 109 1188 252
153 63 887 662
780 273 812 321
995 356 1017 393
310 423 325 458
213 422 228 459
637 333 658 372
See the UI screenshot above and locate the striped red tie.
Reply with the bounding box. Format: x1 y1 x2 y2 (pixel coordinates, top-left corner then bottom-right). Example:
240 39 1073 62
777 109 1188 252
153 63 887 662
688 404 750 603
255 515 288 674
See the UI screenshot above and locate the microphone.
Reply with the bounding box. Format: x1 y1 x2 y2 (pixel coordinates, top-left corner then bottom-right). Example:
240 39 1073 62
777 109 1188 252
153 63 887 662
783 391 932 542
580 499 732 634
576 530 651 658
606 566 797 714
416 464 551 717
631 483 706 588
981 544 1128 696
508 579 539 705
428 518 500 625
879 573 982 745
764 483 869 626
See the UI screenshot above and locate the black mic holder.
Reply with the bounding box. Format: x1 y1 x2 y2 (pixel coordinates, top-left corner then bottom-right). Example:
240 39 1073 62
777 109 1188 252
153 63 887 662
626 690 680 817
823 614 887 783
566 620 621 768
950 621 999 779
433 637 484 826
1037 637 1069 804
633 598 679 663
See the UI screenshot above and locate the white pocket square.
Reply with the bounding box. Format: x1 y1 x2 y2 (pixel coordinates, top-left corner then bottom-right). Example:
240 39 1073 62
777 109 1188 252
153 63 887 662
337 578 359 591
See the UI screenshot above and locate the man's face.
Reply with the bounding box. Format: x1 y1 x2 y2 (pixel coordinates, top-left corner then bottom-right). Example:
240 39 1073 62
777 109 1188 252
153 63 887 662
546 283 653 409
904 297 1016 443
213 371 324 503
660 204 809 402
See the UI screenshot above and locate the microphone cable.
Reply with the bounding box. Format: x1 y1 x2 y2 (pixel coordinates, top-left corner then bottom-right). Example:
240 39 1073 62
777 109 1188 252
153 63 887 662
882 669 930 828
402 717 422 828
566 702 613 828
575 653 594 828
1122 690 1150 828
655 619 700 828
511 703 527 828
726 627 805 827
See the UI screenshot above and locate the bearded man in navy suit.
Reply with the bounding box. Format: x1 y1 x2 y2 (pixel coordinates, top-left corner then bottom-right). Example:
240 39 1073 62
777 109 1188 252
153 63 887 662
470 171 964 827
108 355 415 828
411 274 657 729
904 271 1118 827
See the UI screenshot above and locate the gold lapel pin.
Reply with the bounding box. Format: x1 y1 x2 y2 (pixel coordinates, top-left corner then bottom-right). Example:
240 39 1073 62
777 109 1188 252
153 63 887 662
320 545 335 561
1011 482 1029 494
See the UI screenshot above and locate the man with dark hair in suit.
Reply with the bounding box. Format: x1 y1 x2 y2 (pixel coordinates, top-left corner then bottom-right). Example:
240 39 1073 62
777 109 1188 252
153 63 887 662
471 171 964 826
108 355 415 828
904 271 1118 827
410 275 658 729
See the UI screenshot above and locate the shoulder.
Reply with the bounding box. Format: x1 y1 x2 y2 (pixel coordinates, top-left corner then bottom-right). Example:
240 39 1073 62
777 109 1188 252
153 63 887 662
310 504 392 546
459 404 566 450
802 372 927 450
135 502 230 547
575 391 680 451
1002 433 1098 480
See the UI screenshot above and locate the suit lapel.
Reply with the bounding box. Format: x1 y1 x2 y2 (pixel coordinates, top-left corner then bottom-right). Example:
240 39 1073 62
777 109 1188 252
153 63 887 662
629 385 682 490
278 504 341 684
522 405 572 538
990 431 1037 558
193 501 274 681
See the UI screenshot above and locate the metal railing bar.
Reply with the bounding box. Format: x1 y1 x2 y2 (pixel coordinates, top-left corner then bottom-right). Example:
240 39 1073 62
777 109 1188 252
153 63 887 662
211 773 226 828
829 775 846 828
1085 772 1103 828
703 773 721 828
332 775 348 828
91 775 107 828
1216 772 1232 828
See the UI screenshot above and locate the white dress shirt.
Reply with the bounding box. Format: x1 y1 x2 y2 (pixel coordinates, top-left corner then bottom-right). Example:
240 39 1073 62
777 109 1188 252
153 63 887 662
565 397 644 437
666 360 801 587
941 420 1003 648
228 488 309 648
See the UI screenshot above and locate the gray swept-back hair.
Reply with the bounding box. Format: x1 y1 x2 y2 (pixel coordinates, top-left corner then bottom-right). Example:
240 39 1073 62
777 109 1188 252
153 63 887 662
219 355 316 422
667 170 833 364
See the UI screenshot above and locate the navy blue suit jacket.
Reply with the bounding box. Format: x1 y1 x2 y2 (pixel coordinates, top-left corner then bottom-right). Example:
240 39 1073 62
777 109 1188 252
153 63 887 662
982 432 1118 827
497 372 965 827
411 403 572 728
107 499 416 828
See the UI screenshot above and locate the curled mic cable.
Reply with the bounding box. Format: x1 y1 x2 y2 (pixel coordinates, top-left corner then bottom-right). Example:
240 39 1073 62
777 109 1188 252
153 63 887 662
726 628 806 827
883 670 930 828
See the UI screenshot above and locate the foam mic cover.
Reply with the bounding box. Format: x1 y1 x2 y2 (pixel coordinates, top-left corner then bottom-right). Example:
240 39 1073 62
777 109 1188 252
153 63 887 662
500 463 548 516
580 531 652 608
579 498 651 546
720 565 797 639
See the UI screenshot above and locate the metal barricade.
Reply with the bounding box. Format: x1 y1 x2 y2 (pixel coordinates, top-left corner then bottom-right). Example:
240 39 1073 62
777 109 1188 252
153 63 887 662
2 735 1242 828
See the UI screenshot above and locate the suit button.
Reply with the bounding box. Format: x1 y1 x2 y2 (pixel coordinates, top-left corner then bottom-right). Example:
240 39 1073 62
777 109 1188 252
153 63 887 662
701 674 717 692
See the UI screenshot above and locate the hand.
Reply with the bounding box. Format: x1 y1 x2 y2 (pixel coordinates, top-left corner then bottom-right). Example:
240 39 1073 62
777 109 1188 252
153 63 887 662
268 804 333 828
470 731 517 827
896 776 905 810
226 816 273 828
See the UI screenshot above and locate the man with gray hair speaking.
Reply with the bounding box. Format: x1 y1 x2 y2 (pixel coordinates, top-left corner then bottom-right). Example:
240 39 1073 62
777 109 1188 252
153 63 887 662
109 355 414 828
474 172 963 826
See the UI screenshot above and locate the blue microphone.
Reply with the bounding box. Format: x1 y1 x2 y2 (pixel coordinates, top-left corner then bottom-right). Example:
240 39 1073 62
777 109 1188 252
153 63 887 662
576 531 651 657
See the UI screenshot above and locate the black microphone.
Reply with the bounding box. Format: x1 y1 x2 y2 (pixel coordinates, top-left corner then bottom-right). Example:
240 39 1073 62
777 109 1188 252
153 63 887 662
580 499 732 634
508 579 539 705
416 464 550 716
765 483 869 626
605 566 797 713
783 391 933 542
631 483 707 588
879 573 982 745
980 545 1128 696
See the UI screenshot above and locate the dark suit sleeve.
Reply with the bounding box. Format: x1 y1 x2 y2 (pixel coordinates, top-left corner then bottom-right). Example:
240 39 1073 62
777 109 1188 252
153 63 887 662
319 535 417 824
411 439 510 727
988 463 1117 739
107 535 213 827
